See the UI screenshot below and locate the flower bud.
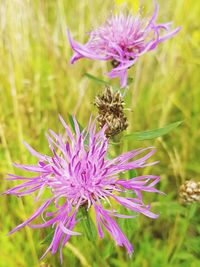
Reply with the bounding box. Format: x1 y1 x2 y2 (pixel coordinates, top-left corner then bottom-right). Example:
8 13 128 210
179 180 200 204
94 86 128 138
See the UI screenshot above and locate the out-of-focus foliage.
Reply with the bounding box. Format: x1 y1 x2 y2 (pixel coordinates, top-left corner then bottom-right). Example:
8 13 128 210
0 0 199 266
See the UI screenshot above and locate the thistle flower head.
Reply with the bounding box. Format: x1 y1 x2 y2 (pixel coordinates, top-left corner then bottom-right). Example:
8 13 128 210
68 1 181 88
179 180 200 204
5 116 162 262
94 86 128 137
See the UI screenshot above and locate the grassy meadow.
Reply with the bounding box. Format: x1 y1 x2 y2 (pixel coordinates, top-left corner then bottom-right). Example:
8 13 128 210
0 0 200 266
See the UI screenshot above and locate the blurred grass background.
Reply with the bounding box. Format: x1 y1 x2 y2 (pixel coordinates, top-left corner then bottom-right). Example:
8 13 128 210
0 0 200 266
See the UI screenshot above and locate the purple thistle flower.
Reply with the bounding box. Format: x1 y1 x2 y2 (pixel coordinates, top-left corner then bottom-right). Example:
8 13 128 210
4 116 162 262
67 1 181 87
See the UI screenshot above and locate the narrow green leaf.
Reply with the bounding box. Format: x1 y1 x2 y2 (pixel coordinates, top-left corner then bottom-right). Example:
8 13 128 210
124 121 183 141
67 113 84 133
67 113 76 133
41 230 54 245
80 207 97 243
85 73 110 85
175 252 195 261
129 169 137 178
103 243 114 259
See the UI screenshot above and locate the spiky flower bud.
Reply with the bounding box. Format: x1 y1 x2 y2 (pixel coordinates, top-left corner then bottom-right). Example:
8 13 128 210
94 86 128 138
179 180 200 204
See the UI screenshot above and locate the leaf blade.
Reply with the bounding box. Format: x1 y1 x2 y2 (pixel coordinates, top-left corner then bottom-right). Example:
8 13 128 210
80 207 97 243
67 113 84 133
124 121 183 141
85 73 110 85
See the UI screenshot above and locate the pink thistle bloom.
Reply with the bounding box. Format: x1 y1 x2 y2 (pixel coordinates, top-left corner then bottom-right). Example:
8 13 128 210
4 116 162 262
67 1 181 87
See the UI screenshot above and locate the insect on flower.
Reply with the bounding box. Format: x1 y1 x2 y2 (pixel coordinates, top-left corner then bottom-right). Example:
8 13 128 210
67 1 181 87
4 116 162 262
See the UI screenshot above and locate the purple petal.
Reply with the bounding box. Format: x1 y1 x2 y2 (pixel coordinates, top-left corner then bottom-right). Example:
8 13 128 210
8 199 53 235
111 195 159 219
23 142 49 161
94 204 133 255
13 163 48 173
67 28 110 61
59 221 81 236
120 70 128 88
156 26 182 45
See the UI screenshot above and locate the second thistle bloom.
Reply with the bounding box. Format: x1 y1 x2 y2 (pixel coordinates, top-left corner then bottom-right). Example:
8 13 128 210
68 1 181 88
5 116 162 262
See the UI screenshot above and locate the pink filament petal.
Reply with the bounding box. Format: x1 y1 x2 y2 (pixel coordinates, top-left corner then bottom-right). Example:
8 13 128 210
67 1 180 88
5 116 162 261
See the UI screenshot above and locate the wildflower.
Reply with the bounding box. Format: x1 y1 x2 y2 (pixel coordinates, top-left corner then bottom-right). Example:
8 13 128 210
4 116 161 262
67 1 181 88
179 180 200 204
94 86 128 137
